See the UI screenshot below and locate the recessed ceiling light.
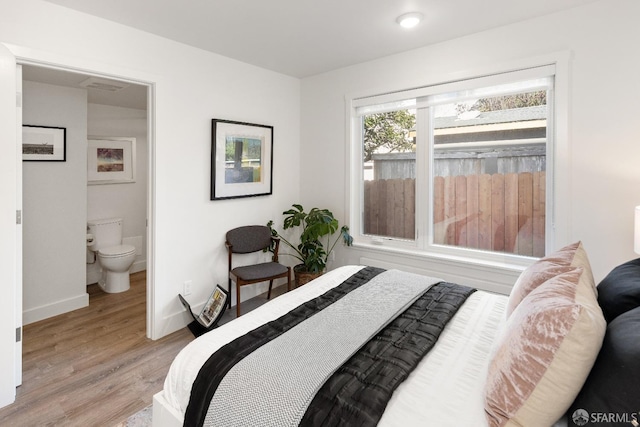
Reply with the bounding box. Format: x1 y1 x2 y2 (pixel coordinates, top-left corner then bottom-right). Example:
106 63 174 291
396 12 423 29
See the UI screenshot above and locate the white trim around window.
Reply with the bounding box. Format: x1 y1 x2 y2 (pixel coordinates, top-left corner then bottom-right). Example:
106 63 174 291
345 52 571 271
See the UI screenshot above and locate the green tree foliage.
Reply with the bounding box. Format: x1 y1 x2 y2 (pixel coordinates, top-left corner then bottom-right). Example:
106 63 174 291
362 91 545 162
363 110 415 162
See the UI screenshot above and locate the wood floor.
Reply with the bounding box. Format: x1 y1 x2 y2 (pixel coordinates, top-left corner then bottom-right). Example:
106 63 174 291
0 272 288 427
0 271 193 427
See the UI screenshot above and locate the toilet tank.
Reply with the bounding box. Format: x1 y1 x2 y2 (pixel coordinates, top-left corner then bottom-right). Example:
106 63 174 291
87 218 123 251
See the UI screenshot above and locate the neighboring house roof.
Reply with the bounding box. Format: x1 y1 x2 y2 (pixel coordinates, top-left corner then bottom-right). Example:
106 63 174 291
434 105 547 129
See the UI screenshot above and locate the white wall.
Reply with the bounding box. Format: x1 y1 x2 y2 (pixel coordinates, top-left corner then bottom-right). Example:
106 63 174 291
87 103 148 280
0 0 301 353
22 80 89 324
300 0 640 287
0 0 636 411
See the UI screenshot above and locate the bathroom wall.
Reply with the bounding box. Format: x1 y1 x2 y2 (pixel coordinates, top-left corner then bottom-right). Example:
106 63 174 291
86 103 148 284
22 80 88 324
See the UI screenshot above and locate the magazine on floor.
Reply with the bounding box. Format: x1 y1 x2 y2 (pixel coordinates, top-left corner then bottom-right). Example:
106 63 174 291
198 286 227 327
179 284 228 330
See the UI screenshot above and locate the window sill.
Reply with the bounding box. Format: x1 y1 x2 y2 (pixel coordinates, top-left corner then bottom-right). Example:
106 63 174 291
348 241 530 295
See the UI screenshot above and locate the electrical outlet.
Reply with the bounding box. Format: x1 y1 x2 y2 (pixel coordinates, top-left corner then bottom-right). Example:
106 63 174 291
183 280 192 296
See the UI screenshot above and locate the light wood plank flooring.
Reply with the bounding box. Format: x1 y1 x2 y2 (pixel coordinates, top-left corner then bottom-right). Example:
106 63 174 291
0 271 194 427
0 272 287 427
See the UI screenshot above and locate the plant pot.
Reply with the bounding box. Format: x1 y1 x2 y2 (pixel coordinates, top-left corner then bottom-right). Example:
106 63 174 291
294 264 323 287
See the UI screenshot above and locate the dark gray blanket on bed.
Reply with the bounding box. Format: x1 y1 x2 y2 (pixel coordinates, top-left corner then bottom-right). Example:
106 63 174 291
184 267 475 427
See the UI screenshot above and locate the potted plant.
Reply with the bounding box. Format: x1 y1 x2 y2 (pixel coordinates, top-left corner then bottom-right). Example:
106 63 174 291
267 204 353 286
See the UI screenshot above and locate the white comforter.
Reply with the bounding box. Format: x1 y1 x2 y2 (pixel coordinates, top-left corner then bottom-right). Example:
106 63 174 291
161 265 507 426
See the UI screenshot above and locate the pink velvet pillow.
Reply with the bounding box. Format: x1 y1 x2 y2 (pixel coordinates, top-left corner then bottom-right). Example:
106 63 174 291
485 268 606 427
506 241 596 317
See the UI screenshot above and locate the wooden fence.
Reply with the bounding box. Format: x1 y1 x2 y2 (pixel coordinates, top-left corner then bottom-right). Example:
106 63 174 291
363 172 545 257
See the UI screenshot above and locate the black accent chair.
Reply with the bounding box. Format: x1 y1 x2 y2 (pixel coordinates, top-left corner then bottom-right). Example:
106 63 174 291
226 225 292 317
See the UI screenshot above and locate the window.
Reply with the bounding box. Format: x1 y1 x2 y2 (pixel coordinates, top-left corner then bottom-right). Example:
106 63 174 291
352 65 555 261
362 108 417 240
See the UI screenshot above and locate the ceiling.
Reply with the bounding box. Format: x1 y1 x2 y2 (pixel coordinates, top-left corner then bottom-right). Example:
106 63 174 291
22 66 148 110
43 0 599 78
26 0 600 110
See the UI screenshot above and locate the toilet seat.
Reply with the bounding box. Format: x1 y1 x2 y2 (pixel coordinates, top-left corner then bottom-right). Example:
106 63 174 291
98 244 136 258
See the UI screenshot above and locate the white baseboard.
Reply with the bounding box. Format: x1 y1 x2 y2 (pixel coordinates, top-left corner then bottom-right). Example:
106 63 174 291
159 306 194 338
23 292 89 325
131 259 146 274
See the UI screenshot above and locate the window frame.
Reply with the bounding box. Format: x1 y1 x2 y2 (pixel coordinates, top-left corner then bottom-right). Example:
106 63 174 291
346 54 570 268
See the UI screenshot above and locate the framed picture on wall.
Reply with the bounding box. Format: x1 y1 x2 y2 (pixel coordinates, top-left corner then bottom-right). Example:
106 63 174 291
22 125 66 161
87 137 136 185
211 119 273 200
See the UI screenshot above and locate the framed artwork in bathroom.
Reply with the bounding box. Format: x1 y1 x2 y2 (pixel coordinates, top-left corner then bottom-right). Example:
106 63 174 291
87 137 136 185
211 119 273 200
22 125 66 161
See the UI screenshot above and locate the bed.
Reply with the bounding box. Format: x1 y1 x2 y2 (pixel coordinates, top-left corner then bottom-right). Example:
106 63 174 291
153 242 640 427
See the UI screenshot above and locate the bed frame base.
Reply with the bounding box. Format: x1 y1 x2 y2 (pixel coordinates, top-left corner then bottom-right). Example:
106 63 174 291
152 391 183 427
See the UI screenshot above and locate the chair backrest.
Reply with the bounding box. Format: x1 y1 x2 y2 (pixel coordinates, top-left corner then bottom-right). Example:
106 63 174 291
226 225 273 254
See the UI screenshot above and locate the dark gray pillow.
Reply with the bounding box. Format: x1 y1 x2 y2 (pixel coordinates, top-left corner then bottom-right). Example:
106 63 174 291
597 258 640 323
569 306 640 426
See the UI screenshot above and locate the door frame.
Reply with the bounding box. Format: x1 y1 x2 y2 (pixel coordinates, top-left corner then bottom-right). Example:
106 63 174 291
0 41 18 408
8 44 158 339
15 63 23 387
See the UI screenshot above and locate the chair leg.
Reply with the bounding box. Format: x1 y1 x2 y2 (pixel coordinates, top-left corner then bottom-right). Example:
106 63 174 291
236 282 241 318
287 267 292 292
267 280 274 300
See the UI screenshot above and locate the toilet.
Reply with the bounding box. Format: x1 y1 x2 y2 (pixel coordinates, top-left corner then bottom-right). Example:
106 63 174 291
87 218 136 293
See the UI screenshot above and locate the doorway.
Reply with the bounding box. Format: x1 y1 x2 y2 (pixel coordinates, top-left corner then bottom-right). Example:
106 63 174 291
19 63 154 338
